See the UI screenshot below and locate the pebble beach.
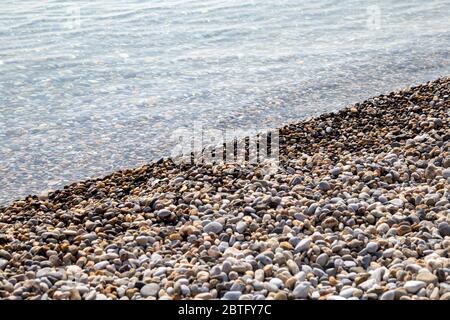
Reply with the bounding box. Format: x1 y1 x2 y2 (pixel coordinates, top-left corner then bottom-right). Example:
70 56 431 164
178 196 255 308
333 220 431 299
0 77 449 300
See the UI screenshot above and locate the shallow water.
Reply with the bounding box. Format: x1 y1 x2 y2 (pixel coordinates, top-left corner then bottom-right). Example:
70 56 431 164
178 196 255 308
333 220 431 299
1 0 450 205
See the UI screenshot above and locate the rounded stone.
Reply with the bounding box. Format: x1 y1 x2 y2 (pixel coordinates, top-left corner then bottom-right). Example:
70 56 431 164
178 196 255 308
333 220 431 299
318 181 331 191
316 253 329 267
293 282 309 299
140 283 160 297
203 221 223 234
366 242 379 254
404 281 426 293
438 222 450 237
235 221 247 234
157 209 172 218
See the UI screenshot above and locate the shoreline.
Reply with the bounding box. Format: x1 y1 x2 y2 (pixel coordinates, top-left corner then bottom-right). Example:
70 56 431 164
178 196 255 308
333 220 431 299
0 76 449 300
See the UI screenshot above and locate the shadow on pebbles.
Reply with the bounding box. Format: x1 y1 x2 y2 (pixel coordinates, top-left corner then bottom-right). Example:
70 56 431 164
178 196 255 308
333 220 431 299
0 77 450 300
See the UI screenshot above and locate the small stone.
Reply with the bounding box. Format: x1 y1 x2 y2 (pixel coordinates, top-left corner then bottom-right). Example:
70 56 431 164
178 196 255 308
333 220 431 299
280 241 293 250
244 206 256 214
140 283 160 297
416 270 438 284
330 167 341 177
223 291 242 300
382 248 395 258
263 265 273 277
286 260 300 275
305 203 318 215
203 221 223 234
443 168 450 179
180 225 196 237
255 269 265 282
232 262 251 273
94 261 109 270
366 242 379 254
269 278 284 289
380 290 396 300
430 287 440 300
290 175 302 186
235 221 247 233
318 181 331 191
424 163 438 180
358 278 376 291
195 293 213 300
404 281 426 293
70 288 82 300
339 288 356 298
0 249 12 260
135 236 149 246
440 293 450 300
389 199 404 207
295 238 311 253
438 222 450 237
197 271 210 282
157 209 172 218
322 217 338 229
0 258 8 270
376 223 390 235
274 292 287 300
316 253 328 267
169 233 182 241
397 225 411 236
63 230 78 236
293 282 309 299
222 261 232 274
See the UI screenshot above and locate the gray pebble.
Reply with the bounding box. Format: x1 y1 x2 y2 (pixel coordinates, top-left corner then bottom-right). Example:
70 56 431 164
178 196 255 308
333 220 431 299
203 221 223 234
293 282 309 299
140 283 160 297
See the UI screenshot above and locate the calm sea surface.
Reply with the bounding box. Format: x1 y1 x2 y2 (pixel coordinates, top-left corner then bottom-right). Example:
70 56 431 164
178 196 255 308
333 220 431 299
1 0 450 205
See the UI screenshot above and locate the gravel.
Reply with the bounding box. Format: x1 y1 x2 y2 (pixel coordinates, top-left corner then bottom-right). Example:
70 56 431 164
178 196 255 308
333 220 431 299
0 77 449 300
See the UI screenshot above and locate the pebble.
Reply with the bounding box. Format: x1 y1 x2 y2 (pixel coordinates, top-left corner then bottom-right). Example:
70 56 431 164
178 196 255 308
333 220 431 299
195 293 213 300
339 288 356 298
0 258 8 270
316 253 328 267
286 260 300 275
93 261 108 270
443 168 450 178
140 283 160 297
295 238 311 253
255 269 265 281
404 281 426 293
157 209 172 218
330 167 341 177
416 270 438 284
203 222 223 234
322 217 338 229
318 181 331 191
390 199 404 207
293 282 309 299
135 236 149 246
269 278 284 289
438 222 450 237
366 242 379 254
380 290 396 300
223 291 242 300
235 221 247 233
